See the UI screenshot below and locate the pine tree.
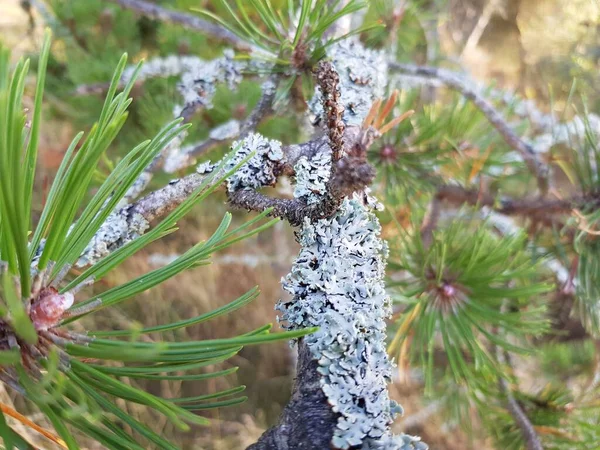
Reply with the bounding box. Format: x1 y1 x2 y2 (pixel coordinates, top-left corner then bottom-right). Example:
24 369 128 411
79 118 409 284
2 1 600 449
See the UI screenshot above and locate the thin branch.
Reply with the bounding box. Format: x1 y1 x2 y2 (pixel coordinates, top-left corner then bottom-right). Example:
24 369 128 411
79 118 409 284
228 189 337 227
389 62 550 194
496 348 544 450
435 184 593 220
77 171 207 266
187 74 280 161
420 197 441 247
104 0 252 51
228 126 376 225
314 61 345 163
129 172 206 222
238 75 279 138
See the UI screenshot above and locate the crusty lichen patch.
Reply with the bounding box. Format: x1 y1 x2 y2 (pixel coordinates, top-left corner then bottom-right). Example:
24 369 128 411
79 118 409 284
293 150 332 205
226 133 284 192
77 210 149 267
277 193 425 449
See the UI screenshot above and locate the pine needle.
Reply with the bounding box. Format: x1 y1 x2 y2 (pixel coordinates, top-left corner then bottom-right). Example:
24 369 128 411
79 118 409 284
0 402 67 449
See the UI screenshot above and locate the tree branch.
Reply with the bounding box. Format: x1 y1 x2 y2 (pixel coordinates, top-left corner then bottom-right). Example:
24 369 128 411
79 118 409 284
314 61 345 162
104 0 252 51
496 349 544 450
228 189 338 227
435 184 593 221
246 340 338 450
389 62 550 194
186 74 280 162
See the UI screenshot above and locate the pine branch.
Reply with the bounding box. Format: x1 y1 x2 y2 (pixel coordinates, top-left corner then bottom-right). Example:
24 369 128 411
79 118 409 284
241 47 425 450
228 127 375 225
186 75 280 162
496 349 544 450
314 61 345 162
104 0 253 51
389 62 550 194
435 184 593 221
246 340 338 450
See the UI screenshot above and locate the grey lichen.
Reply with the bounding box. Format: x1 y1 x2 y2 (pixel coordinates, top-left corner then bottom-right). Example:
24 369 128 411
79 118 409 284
126 52 243 112
128 52 244 175
277 195 424 449
293 150 332 204
208 119 241 141
121 55 205 85
309 40 388 126
225 133 284 192
362 433 428 450
77 210 149 267
195 160 215 175
163 120 242 173
120 172 153 206
177 49 244 111
163 130 191 173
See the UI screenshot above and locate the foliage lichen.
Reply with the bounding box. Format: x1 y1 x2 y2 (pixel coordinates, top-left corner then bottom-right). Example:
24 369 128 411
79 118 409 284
225 132 284 192
277 189 424 448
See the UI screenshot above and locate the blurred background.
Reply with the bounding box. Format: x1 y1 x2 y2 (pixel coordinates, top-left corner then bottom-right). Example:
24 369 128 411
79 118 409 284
1 0 599 448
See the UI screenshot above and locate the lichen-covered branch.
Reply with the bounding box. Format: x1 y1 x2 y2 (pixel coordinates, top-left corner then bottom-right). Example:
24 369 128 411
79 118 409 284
238 75 279 138
122 52 245 200
105 0 252 51
78 169 207 266
389 62 550 194
183 75 280 167
246 41 425 450
75 38 423 449
309 41 388 128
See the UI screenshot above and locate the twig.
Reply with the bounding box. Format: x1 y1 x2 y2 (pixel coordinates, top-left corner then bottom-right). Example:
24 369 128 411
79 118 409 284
435 184 592 220
187 74 279 161
129 172 207 222
239 75 279 138
228 189 337 227
105 0 252 51
314 61 345 163
460 0 502 59
389 62 550 194
496 348 544 450
420 197 441 247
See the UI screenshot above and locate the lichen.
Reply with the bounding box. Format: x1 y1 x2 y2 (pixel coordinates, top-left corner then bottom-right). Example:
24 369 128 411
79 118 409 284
76 210 149 267
208 119 241 141
163 131 191 173
293 150 332 204
308 40 388 126
362 433 429 450
196 160 215 175
121 55 205 85
277 195 423 449
121 172 152 206
177 49 244 111
225 133 283 192
123 52 245 112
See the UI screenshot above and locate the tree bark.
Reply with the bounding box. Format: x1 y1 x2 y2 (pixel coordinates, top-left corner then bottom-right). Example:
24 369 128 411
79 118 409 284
247 340 338 450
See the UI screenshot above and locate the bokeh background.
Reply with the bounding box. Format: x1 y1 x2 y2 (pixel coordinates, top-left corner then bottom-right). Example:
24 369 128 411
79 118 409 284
1 0 599 448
